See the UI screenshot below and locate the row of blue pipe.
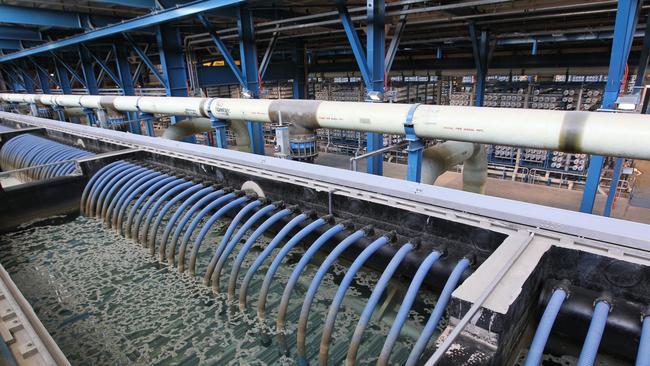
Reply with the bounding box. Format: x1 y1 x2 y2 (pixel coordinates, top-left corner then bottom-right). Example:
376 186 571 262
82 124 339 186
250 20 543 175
81 159 473 365
524 287 650 366
0 133 94 181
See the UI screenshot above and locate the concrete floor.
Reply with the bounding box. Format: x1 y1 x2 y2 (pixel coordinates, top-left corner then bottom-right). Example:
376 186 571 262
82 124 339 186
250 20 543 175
313 152 650 225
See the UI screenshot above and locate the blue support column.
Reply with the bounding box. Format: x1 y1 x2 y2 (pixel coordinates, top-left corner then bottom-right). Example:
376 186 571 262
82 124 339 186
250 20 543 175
53 58 72 122
155 25 195 142
469 23 489 106
293 41 306 99
35 67 51 93
581 0 640 214
78 46 99 94
366 0 385 176
237 5 265 155
113 43 141 134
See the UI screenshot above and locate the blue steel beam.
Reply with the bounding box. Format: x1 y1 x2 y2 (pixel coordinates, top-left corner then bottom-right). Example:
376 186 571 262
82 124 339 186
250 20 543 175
0 0 244 63
123 33 168 88
0 26 41 41
36 67 51 93
113 43 141 134
366 0 385 176
238 5 265 155
28 58 59 89
581 0 640 215
50 52 86 88
259 28 279 80
469 23 489 106
156 25 188 97
0 5 85 29
0 39 21 50
91 0 155 8
81 45 121 87
293 40 306 99
385 4 409 75
196 14 245 86
78 46 99 94
335 0 371 87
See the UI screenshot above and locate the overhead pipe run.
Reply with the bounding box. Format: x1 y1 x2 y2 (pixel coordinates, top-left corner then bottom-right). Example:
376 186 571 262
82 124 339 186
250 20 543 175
4 93 650 161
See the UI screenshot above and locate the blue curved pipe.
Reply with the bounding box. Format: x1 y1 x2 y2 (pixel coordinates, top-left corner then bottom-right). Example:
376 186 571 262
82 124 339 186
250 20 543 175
131 177 187 243
80 160 124 214
377 250 442 366
124 176 177 238
164 190 225 265
296 229 368 365
113 171 167 230
86 162 132 215
275 224 346 352
210 203 279 292
157 186 214 263
347 243 414 365
146 183 204 256
239 213 308 311
201 199 262 282
229 208 294 305
405 258 471 366
577 300 610 366
637 316 650 366
522 288 567 366
257 218 327 324
140 181 195 247
98 166 148 220
93 164 140 217
102 168 152 223
187 196 251 277
319 235 391 365
176 192 237 273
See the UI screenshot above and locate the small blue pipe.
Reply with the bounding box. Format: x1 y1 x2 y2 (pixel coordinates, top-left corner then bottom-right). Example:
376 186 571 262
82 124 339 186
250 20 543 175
140 181 194 246
80 160 123 213
256 218 327 324
101 167 151 221
98 166 148 220
131 177 186 242
636 316 650 366
157 186 214 263
296 229 367 365
577 300 611 366
320 235 391 365
124 176 177 238
187 196 253 278
202 199 263 281
103 168 155 225
347 243 414 365
93 165 141 217
176 192 236 273
210 203 279 292
523 288 567 366
87 162 133 216
239 213 308 311
406 258 471 365
146 183 204 256
164 189 224 265
228 208 293 304
274 223 346 347
377 250 442 366
84 161 130 213
113 171 167 230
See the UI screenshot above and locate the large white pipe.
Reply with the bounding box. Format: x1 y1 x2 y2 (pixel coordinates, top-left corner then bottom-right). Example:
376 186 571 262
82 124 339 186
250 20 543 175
3 93 650 160
421 142 487 194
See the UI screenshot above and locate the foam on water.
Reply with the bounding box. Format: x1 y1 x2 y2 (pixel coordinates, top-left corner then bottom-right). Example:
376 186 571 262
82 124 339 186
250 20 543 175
0 216 441 365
